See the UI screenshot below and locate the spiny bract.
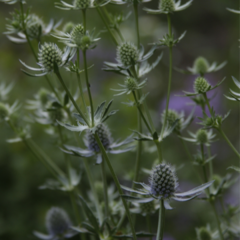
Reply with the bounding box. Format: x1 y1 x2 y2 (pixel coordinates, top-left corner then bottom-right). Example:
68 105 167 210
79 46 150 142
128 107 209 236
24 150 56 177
196 129 208 144
150 163 177 198
73 0 90 9
193 57 209 75
194 77 211 93
159 0 175 12
86 123 112 153
38 43 63 71
46 207 72 236
161 109 182 132
197 227 212 240
117 42 139 67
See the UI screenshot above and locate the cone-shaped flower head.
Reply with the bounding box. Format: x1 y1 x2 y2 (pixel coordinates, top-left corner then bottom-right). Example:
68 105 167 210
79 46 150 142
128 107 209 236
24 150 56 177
117 42 139 67
196 129 208 144
48 108 64 123
0 102 9 121
194 77 211 94
73 0 90 9
196 227 212 240
140 200 155 215
38 88 50 107
46 207 72 236
62 22 75 33
38 43 63 71
161 109 182 132
150 163 178 198
193 57 209 75
71 24 85 46
26 14 44 39
125 77 139 91
86 123 112 153
159 0 175 13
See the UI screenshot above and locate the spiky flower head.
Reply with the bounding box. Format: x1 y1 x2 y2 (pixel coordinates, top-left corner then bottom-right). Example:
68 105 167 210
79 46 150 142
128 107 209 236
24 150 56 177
196 227 212 240
71 24 84 45
0 102 9 121
139 200 155 215
117 42 139 67
194 77 211 94
212 174 221 189
150 163 178 198
125 77 138 91
73 0 90 9
38 42 63 71
38 88 50 106
26 14 44 39
193 57 209 75
46 207 72 236
62 22 75 33
85 123 112 153
161 109 182 132
196 129 208 144
48 108 64 123
159 0 175 12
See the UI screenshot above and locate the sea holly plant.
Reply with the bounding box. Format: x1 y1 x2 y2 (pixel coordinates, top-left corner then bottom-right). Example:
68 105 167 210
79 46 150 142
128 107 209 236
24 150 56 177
0 0 240 240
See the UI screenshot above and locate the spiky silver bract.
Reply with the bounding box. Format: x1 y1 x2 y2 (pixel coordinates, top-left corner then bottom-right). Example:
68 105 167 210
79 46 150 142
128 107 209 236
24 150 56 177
225 76 240 101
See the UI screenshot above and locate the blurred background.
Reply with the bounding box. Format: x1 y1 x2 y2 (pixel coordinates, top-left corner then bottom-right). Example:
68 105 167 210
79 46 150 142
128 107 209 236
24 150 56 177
0 0 239 239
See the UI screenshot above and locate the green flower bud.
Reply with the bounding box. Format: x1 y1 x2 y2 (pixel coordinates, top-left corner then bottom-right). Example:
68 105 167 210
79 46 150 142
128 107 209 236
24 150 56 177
48 108 64 123
38 42 63 71
62 22 75 34
71 24 84 46
117 42 139 67
212 174 221 189
140 201 155 215
194 77 211 93
86 123 112 153
80 35 91 49
159 0 175 12
197 227 212 240
161 109 182 132
73 0 90 9
196 129 208 144
125 77 138 91
46 207 72 236
26 14 43 39
38 88 50 106
193 57 209 75
0 102 9 121
150 163 177 198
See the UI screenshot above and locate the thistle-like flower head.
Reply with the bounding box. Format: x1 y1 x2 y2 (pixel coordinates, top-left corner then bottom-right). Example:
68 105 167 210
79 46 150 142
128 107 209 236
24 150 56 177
20 42 76 77
122 163 213 209
34 207 77 239
196 226 212 240
62 22 75 33
117 42 139 67
150 163 178 198
144 0 193 15
194 77 211 94
26 14 44 39
85 123 112 153
73 0 90 8
70 24 85 45
180 129 216 146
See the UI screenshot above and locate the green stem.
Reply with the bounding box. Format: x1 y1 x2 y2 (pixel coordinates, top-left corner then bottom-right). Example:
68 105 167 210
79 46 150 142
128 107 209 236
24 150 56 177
133 2 140 48
96 7 119 45
156 199 165 240
101 155 109 218
146 215 152 240
82 50 94 126
218 128 240 158
200 144 210 196
203 93 212 116
82 9 87 33
77 50 87 112
54 69 89 125
210 201 224 240
83 158 103 224
161 14 173 139
94 133 137 240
